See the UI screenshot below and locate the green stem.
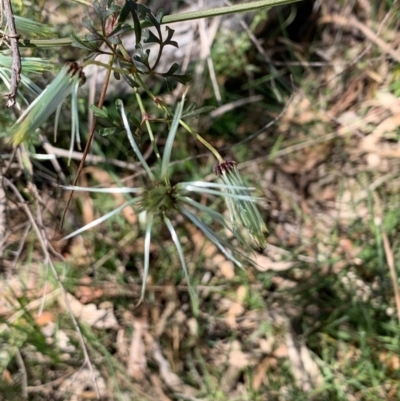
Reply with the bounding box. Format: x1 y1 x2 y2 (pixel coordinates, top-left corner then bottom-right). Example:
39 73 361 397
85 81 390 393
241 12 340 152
61 52 115 227
162 0 299 23
134 88 161 162
179 120 223 163
82 60 131 74
133 72 155 100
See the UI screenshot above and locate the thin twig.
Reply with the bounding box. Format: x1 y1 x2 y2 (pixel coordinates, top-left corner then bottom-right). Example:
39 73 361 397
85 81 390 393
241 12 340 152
2 0 21 107
382 232 400 325
209 95 263 119
61 51 116 228
229 92 293 150
15 350 28 399
3 177 101 399
40 141 142 171
9 222 31 275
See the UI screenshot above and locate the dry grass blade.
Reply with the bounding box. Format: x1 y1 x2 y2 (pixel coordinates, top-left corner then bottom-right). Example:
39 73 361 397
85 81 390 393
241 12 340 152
319 14 400 63
382 232 400 325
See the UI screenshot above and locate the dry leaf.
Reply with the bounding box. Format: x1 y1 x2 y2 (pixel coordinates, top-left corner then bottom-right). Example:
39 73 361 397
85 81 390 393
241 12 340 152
150 374 173 401
252 357 269 390
145 332 197 396
221 340 252 392
154 301 175 337
252 254 294 272
75 285 104 304
42 322 76 353
375 91 400 114
35 311 55 326
285 330 323 392
225 286 246 328
128 318 148 381
59 293 118 329
214 254 235 279
360 113 400 151
58 368 107 401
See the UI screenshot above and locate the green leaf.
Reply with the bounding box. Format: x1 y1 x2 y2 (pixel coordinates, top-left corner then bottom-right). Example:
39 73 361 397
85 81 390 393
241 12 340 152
108 23 132 37
116 1 141 42
104 5 120 18
124 0 142 43
164 74 192 85
108 35 122 45
162 0 297 24
133 44 151 69
163 63 179 76
85 33 102 41
71 32 97 51
160 63 192 88
184 102 197 113
14 16 55 38
143 29 160 45
84 51 102 61
82 16 99 35
89 105 109 119
131 8 142 44
98 127 122 137
164 26 178 47
182 105 216 118
93 0 107 19
138 4 161 36
118 1 131 23
156 8 165 23
122 73 140 88
128 113 141 129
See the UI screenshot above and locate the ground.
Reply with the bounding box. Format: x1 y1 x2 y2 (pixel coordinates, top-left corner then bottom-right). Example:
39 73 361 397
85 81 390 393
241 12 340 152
1 1 400 400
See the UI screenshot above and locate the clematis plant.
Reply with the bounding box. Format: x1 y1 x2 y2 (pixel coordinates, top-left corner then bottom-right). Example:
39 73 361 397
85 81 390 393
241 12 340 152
62 94 267 313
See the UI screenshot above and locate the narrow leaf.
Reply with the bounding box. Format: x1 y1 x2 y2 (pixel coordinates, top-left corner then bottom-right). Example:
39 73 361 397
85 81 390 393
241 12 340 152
163 62 179 75
122 73 140 88
85 33 102 41
161 95 185 179
164 26 178 47
89 105 109 119
164 74 192 86
182 105 216 118
156 8 165 23
82 16 99 35
71 33 94 50
143 29 160 44
118 1 131 23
